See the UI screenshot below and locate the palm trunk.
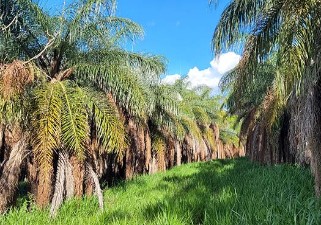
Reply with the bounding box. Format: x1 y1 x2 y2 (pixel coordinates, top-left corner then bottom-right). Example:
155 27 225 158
175 141 182 166
125 147 134 179
87 163 103 210
0 135 27 213
136 126 146 174
145 129 152 173
307 82 321 197
36 165 53 207
50 151 68 217
157 149 166 172
70 156 84 197
26 156 38 197
167 138 175 169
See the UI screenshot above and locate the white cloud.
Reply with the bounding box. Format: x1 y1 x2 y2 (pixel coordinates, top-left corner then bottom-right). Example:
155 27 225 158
161 74 181 85
186 67 220 88
161 52 241 91
210 52 241 74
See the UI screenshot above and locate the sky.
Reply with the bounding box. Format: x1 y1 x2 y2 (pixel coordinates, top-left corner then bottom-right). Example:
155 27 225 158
115 0 241 92
41 0 240 92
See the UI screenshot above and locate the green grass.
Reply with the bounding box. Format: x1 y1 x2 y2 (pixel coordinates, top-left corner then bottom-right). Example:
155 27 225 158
1 158 320 225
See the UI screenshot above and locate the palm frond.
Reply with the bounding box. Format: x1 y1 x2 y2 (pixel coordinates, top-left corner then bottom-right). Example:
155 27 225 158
83 88 126 155
75 62 152 118
59 81 89 159
203 127 216 151
212 0 266 53
32 82 63 171
180 116 202 141
152 134 166 153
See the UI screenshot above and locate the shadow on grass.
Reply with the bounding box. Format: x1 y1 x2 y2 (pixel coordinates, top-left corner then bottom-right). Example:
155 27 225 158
140 158 319 225
141 159 240 224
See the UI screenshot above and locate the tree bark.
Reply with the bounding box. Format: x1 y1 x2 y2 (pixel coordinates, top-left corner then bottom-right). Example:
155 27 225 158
70 156 84 197
144 129 152 173
0 135 27 213
36 165 53 208
175 141 182 166
167 138 175 169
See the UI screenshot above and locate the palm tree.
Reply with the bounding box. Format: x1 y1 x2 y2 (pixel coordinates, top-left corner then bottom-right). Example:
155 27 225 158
0 0 245 215
0 60 42 213
149 79 241 170
0 0 165 214
212 0 321 195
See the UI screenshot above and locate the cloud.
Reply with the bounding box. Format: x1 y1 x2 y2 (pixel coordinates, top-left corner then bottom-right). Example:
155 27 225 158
210 52 241 74
162 52 241 91
186 67 220 88
161 74 181 85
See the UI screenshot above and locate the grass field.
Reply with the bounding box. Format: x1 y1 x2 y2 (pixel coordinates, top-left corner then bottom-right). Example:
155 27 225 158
1 158 320 225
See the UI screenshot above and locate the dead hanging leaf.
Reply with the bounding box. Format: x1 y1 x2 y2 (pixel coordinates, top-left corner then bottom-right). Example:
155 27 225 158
0 60 35 100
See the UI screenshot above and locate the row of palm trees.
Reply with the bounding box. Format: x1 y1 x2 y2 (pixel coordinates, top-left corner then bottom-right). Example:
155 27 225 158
0 0 243 215
212 0 321 196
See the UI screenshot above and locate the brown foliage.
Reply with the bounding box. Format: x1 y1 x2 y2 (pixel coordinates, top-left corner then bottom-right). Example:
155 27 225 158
0 60 35 100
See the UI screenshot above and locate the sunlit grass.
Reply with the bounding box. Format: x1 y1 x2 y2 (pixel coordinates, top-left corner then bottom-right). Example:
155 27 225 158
1 158 320 225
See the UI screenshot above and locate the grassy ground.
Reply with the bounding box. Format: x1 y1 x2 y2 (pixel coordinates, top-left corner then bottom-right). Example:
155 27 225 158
1 158 320 225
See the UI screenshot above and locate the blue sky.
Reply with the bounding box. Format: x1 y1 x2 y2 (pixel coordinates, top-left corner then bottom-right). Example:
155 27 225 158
41 0 240 91
116 0 228 75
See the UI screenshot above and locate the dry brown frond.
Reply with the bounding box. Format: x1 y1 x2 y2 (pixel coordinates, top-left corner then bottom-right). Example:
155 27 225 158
239 108 257 141
0 60 35 100
259 88 279 130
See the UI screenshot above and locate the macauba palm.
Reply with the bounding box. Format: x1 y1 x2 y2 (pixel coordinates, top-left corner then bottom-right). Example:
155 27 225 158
212 0 321 195
0 0 166 214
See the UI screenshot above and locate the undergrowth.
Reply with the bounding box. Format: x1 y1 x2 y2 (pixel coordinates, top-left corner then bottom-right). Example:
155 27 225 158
1 158 320 225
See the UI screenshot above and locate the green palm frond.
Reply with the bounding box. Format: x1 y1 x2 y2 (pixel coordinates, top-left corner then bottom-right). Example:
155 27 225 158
32 80 127 167
66 16 144 49
180 116 202 141
32 82 63 171
212 0 266 53
203 127 216 150
174 119 186 141
59 81 89 159
152 134 166 153
107 17 144 44
83 88 126 155
192 106 210 126
69 0 116 24
154 85 179 117
74 49 166 80
1 0 51 33
73 49 166 118
75 62 152 118
220 128 239 146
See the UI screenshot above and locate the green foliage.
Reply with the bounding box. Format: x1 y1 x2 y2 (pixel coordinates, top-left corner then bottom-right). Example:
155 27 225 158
1 0 240 150
149 79 240 145
60 82 89 159
213 0 321 135
1 0 166 121
32 82 63 171
32 80 125 168
202 127 216 150
152 134 166 154
1 158 319 224
83 88 126 154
